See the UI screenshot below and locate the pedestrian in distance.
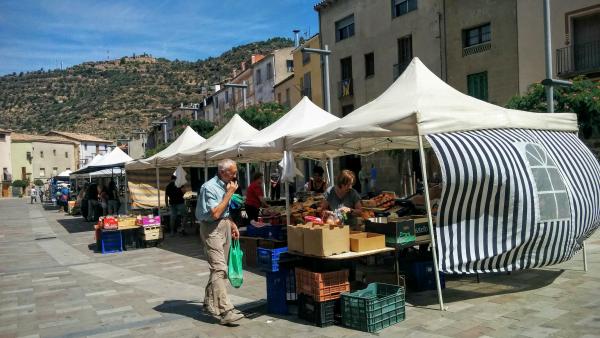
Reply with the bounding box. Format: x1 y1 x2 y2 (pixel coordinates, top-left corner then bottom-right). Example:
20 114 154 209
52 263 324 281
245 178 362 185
195 159 243 325
30 186 37 204
165 174 187 236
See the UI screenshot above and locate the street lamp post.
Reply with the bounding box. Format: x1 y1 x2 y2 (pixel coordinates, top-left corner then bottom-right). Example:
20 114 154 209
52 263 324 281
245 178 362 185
301 45 334 185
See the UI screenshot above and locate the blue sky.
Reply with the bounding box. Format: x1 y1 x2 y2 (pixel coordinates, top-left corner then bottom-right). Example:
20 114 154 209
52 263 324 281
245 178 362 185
0 0 319 75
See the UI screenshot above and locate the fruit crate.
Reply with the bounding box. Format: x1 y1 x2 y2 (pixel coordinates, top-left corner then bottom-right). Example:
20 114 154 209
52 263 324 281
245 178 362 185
341 283 405 333
257 247 288 272
297 294 340 327
295 268 350 301
100 230 122 254
266 269 291 315
140 225 163 241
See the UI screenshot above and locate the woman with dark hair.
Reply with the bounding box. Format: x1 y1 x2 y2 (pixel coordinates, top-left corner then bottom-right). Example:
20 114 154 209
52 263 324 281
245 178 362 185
305 165 327 193
321 170 363 227
245 172 269 222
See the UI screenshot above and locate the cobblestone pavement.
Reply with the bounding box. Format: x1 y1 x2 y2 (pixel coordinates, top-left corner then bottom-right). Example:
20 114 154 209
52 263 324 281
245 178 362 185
0 198 599 338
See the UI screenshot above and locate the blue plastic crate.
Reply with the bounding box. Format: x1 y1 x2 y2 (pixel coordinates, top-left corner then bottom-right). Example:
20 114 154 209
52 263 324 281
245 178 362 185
257 247 288 272
247 223 284 240
101 230 122 254
410 261 445 291
266 270 289 315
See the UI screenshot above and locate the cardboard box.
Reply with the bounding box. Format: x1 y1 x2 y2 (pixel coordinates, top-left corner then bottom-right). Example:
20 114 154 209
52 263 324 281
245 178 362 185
349 232 386 252
303 224 350 257
287 225 305 253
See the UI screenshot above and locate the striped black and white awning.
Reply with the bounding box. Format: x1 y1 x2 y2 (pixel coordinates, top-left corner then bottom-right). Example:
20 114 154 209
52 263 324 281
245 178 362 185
427 129 600 274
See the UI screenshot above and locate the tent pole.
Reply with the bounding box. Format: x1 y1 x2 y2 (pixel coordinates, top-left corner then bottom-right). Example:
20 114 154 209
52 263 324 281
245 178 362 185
583 241 588 272
261 162 266 197
155 167 161 217
246 163 251 188
284 182 291 226
328 158 335 187
124 171 128 214
418 135 445 311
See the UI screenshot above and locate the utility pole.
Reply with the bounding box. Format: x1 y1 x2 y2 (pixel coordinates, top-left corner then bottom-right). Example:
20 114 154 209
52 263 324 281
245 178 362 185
542 0 572 113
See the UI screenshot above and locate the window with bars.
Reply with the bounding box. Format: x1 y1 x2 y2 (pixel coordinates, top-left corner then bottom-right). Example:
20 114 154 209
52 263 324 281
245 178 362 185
392 0 417 18
467 71 488 101
463 23 491 47
517 143 571 222
335 15 355 42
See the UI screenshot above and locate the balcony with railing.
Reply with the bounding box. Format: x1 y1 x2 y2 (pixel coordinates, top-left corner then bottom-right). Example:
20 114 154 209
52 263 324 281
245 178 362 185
338 78 353 98
393 61 410 80
556 40 600 77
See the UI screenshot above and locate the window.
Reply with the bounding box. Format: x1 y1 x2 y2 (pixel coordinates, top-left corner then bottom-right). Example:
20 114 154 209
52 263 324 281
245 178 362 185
467 71 488 101
0 134 5 142
85 144 88 150
52 167 58 176
303 50 310 65
335 14 355 42
518 143 571 221
392 0 417 18
256 69 262 84
277 93 282 104
303 72 312 99
464 23 491 47
66 168 70 171
285 88 290 106
266 63 273 80
40 151 44 158
341 57 353 80
53 149 56 156
364 52 375 78
65 152 68 158
39 168 45 177
286 60 294 73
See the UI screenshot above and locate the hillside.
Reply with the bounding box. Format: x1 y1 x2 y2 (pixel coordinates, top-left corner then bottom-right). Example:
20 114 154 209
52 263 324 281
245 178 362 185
0 37 293 139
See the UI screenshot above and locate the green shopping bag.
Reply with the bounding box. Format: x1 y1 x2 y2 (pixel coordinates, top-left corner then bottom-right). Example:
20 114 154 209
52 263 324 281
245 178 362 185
228 239 244 288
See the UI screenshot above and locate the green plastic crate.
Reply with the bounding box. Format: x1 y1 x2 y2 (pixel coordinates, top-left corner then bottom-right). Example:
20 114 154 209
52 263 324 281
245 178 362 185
341 283 405 333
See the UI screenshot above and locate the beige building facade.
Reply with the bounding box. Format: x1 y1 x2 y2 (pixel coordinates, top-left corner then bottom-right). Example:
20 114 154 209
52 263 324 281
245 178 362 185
274 74 298 107
253 47 295 104
292 34 325 108
11 134 78 183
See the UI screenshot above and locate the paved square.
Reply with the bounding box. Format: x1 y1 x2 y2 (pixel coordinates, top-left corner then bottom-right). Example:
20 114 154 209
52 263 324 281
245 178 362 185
0 198 598 337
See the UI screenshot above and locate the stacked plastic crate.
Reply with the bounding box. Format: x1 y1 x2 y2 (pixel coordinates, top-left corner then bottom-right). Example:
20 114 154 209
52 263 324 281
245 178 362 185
294 268 350 327
258 247 295 314
341 282 406 333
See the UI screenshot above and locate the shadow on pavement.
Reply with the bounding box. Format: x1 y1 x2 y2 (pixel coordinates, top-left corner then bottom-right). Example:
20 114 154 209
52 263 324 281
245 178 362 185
153 300 219 324
407 268 564 307
56 217 95 233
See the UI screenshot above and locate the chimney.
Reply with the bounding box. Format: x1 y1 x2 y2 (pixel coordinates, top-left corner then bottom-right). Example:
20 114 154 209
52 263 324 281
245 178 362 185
241 61 247 71
251 54 265 64
293 29 301 47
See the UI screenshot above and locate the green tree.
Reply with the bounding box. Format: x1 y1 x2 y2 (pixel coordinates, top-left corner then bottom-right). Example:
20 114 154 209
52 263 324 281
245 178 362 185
188 119 215 138
34 179 44 186
506 76 600 139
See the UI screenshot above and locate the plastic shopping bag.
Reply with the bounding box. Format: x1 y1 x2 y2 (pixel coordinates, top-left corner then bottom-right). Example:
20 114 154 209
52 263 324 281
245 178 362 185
228 239 244 288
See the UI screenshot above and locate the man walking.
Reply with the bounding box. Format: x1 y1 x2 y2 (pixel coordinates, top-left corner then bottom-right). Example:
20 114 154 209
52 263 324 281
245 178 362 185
195 159 243 325
30 186 37 204
165 175 186 236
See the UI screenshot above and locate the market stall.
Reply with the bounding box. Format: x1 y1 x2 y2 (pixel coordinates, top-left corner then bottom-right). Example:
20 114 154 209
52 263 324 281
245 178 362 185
284 57 600 311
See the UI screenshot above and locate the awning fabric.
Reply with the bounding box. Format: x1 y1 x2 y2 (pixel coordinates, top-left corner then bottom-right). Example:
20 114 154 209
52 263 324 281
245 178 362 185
207 97 339 162
161 114 259 167
126 126 205 170
287 57 577 156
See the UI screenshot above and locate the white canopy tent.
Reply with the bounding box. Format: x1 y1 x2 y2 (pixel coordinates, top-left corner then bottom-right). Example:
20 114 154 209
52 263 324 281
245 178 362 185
126 126 206 171
207 97 340 162
56 170 72 178
283 57 586 312
287 58 576 154
164 114 259 168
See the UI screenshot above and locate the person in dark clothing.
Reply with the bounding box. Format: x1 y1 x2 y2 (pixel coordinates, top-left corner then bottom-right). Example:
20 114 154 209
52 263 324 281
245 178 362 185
269 169 280 200
305 165 327 193
107 180 120 214
165 175 187 236
86 183 98 222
